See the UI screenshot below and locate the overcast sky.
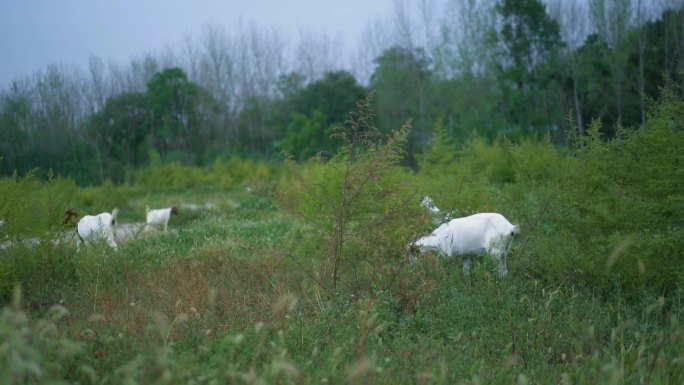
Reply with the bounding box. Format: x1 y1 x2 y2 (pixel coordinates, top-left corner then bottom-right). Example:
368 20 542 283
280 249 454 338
0 0 395 86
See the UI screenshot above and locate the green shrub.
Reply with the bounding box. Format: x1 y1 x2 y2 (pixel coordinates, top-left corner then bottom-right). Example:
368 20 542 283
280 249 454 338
132 162 209 191
413 85 683 298
0 170 78 238
509 89 684 297
72 180 136 215
0 287 90 384
131 157 275 192
278 94 423 293
418 129 516 218
212 156 274 189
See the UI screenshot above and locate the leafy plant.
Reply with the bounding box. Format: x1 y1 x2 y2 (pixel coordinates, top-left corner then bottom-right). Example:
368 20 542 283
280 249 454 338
278 93 421 293
0 287 90 384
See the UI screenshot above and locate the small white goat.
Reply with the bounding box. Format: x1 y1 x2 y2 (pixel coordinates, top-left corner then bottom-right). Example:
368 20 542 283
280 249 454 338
71 208 119 251
145 207 178 232
408 212 519 278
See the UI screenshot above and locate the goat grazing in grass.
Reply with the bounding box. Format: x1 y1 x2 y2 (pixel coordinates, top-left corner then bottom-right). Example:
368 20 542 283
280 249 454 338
67 208 119 251
145 207 178 232
408 212 519 278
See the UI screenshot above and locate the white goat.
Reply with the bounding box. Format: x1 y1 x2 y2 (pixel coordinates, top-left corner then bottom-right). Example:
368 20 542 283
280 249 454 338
72 208 119 251
408 213 519 278
145 207 178 232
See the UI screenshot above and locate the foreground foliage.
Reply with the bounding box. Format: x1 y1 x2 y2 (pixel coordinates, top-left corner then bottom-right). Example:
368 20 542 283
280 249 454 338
1 87 683 383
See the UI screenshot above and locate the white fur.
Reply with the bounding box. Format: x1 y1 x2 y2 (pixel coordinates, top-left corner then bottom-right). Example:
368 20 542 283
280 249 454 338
145 207 175 232
409 213 519 278
76 208 119 251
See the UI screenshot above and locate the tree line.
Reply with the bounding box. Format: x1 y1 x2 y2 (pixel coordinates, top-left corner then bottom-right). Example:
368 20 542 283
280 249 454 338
1 0 683 185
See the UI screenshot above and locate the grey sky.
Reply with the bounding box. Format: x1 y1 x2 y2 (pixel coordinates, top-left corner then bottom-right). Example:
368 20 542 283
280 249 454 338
0 0 395 86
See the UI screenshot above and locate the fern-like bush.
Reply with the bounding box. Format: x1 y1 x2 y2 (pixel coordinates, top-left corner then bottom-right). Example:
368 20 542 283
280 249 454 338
0 287 90 384
509 88 684 297
131 157 276 192
278 93 423 294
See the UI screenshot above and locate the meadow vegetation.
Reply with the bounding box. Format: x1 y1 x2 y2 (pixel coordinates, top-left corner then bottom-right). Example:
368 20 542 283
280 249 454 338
1 88 683 384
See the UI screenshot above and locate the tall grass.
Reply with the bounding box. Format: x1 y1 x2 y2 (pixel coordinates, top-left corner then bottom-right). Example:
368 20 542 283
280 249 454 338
1 87 683 383
2 251 683 383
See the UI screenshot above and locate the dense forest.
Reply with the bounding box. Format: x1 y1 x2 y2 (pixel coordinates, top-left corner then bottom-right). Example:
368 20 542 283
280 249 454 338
1 0 683 184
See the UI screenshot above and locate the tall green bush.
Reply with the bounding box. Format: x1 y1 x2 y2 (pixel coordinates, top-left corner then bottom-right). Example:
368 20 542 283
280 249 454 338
131 157 275 192
511 88 684 296
278 94 423 293
0 288 90 384
418 126 517 219
0 170 77 238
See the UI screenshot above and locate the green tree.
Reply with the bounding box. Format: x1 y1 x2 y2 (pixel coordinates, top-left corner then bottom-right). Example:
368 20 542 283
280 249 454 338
0 87 30 175
276 72 306 100
275 71 365 160
146 67 214 164
290 71 365 127
572 34 614 135
277 111 331 160
589 0 633 125
418 119 458 177
489 0 564 132
370 46 431 164
87 92 149 182
623 5 684 126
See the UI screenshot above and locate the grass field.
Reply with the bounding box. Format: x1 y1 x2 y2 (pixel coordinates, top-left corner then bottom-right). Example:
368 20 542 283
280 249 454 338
1 182 683 385
3 91 684 383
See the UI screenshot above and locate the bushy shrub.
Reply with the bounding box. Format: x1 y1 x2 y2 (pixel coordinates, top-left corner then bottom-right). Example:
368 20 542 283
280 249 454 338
132 162 212 191
0 170 77 238
0 171 138 303
132 157 275 192
414 85 683 298
418 128 516 218
73 180 136 215
0 287 90 384
508 90 684 297
211 156 274 188
278 94 423 293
